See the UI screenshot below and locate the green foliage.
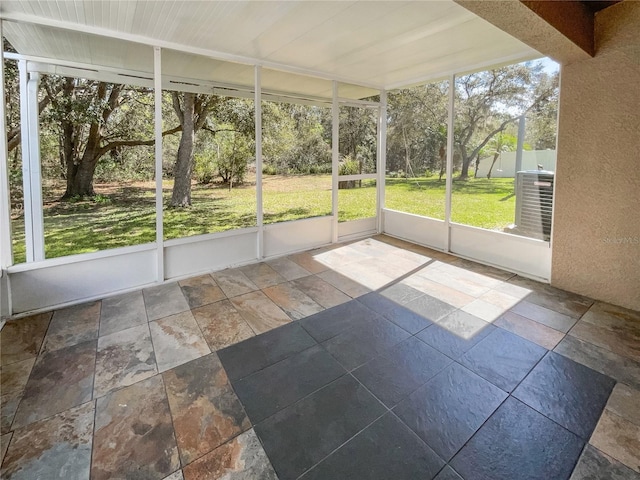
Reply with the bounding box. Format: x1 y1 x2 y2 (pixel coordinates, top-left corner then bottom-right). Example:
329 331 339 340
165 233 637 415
262 164 278 175
194 153 217 184
338 156 360 176
215 130 252 185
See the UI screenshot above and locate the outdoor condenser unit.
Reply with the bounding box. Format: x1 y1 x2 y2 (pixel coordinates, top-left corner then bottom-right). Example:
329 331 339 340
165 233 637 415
513 170 554 241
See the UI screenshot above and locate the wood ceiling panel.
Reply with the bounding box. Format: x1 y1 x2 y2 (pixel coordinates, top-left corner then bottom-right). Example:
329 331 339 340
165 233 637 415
1 0 540 92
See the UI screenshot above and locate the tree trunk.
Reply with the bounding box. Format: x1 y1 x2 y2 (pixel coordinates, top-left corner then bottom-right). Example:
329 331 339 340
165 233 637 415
486 152 499 179
171 93 196 207
459 153 472 180
63 148 100 198
438 144 446 181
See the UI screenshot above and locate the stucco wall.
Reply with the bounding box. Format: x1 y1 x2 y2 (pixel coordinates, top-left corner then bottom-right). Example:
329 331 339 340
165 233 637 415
551 2 640 310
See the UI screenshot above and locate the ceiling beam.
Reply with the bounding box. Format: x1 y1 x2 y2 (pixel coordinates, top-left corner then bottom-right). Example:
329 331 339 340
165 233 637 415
454 0 594 64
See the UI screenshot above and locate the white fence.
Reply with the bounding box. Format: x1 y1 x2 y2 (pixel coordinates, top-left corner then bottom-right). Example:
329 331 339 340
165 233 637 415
475 150 557 178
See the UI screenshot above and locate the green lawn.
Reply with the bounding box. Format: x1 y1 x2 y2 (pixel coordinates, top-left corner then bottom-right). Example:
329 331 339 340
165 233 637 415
11 175 515 264
385 176 516 229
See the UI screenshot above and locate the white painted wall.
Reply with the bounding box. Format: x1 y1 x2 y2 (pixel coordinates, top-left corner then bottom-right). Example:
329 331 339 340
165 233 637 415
475 150 557 178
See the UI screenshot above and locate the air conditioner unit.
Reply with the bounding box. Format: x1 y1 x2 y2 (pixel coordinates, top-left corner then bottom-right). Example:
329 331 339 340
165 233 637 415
512 170 554 241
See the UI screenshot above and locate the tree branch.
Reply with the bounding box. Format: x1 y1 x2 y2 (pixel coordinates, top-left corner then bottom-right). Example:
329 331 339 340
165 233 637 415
468 117 518 161
96 125 182 158
171 92 184 125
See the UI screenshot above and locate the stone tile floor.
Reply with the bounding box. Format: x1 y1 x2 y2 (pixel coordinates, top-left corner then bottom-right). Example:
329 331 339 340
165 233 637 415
1 235 639 479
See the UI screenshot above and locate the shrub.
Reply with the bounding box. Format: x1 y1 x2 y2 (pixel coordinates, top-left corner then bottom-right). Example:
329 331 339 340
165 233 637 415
338 156 360 176
194 153 217 184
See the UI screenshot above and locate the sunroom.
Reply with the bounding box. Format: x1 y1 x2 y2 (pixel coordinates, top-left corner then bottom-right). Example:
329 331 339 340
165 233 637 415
1 1 639 480
0 1 557 315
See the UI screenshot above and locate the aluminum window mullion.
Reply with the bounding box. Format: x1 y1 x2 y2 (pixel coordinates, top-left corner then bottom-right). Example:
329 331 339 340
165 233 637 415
255 65 264 259
444 74 455 252
153 46 164 282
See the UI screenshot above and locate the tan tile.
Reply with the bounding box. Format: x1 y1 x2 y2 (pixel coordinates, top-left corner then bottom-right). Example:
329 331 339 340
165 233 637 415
163 471 184 480
266 257 312 281
437 262 503 288
570 444 640 480
554 336 640 390
401 275 474 308
94 324 157 398
230 291 291 334
292 275 350 308
288 251 330 274
12 341 96 430
347 238 396 257
450 258 515 281
239 263 287 289
493 281 534 300
607 383 640 427
437 310 490 340
461 299 506 322
182 429 277 480
418 266 491 298
41 301 101 353
0 357 35 397
212 269 259 298
507 276 593 318
478 289 521 310
100 290 147 337
381 283 424 305
571 321 639 361
314 245 369 269
1 432 11 466
163 354 250 465
143 283 191 321
317 270 371 298
192 300 255 351
590 410 640 473
1 390 21 434
389 247 432 264
572 302 640 361
92 376 179 480
495 311 565 350
511 300 577 333
0 313 52 366
583 302 640 330
372 234 414 250
263 283 324 320
149 311 211 372
179 275 225 309
330 261 394 290
2 402 94 480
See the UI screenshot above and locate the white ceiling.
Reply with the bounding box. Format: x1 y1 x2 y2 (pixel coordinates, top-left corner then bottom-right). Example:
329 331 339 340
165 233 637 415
0 1 540 98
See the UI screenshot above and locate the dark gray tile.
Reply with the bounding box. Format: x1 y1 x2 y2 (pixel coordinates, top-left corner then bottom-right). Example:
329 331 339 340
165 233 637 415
234 345 346 424
434 466 463 480
394 363 507 461
451 397 584 480
570 444 640 480
218 322 316 380
299 300 376 342
513 351 615 439
554 336 640 390
255 374 385 480
460 328 547 392
511 300 576 333
322 316 410 371
358 292 433 334
404 294 457 323
299 413 444 480
353 337 451 407
417 323 495 360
